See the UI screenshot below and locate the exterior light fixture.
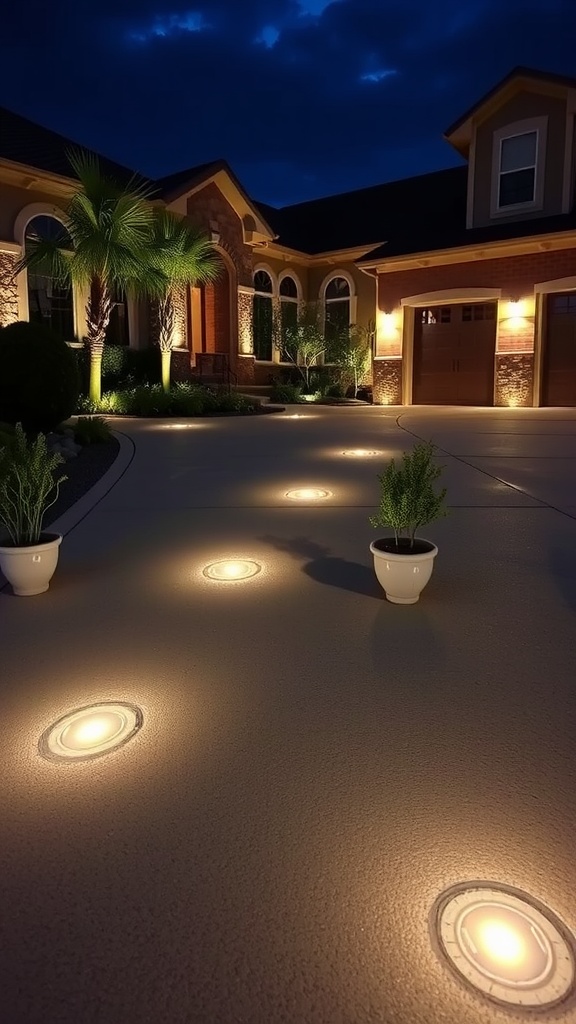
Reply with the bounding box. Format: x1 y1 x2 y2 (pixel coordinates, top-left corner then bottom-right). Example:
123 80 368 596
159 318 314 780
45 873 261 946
39 702 143 762
162 423 194 429
431 882 576 1011
285 488 331 501
341 449 380 457
203 559 262 581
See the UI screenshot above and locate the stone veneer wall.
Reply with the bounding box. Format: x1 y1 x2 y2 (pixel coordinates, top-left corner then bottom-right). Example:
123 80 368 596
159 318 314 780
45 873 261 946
0 253 19 327
373 359 402 405
494 353 534 407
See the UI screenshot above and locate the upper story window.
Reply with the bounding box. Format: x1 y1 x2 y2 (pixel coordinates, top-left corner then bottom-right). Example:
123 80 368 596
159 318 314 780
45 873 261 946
253 269 274 361
25 215 75 341
491 116 547 217
498 131 537 207
324 276 350 342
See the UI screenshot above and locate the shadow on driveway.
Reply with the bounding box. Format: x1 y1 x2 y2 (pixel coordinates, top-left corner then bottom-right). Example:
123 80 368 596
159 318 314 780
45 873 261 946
548 544 576 610
260 534 381 599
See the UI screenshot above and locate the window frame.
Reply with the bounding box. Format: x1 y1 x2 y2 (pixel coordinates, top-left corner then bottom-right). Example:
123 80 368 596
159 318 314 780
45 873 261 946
490 116 548 218
278 275 300 364
252 268 275 362
24 214 76 342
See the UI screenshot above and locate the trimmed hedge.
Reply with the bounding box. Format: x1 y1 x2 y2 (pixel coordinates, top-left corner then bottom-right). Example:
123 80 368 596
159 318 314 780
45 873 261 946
0 321 80 432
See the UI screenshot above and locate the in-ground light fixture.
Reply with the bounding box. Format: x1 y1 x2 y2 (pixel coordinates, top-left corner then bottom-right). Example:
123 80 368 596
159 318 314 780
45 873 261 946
39 702 143 762
431 882 576 1011
341 449 381 457
202 559 262 581
285 488 332 501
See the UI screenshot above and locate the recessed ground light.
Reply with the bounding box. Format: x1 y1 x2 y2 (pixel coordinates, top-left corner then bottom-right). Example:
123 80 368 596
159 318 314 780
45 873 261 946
39 702 142 762
341 449 380 457
431 882 576 1011
162 423 194 429
285 488 332 501
202 559 262 581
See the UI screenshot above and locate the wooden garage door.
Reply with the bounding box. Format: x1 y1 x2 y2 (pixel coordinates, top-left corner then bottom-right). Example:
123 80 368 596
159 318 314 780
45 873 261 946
542 293 576 406
413 303 497 405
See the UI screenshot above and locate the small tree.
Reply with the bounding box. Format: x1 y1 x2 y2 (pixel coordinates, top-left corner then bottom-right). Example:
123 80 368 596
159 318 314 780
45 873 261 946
281 302 326 391
14 152 163 405
370 442 448 549
328 321 373 397
0 425 67 546
148 210 221 392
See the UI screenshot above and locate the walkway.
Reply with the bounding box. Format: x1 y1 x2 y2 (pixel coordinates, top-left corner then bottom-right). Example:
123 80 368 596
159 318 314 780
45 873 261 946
1 406 576 1024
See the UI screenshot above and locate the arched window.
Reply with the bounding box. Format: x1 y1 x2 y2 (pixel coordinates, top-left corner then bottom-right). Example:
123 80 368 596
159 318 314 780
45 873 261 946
25 215 74 340
324 276 350 342
253 270 274 361
279 276 299 360
105 286 130 345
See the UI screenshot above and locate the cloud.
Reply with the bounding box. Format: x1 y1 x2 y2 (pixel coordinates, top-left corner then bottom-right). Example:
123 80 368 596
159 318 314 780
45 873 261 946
128 10 207 43
1 0 575 204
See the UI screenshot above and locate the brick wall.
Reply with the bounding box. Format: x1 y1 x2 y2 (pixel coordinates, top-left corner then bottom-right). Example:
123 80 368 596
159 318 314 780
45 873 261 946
373 359 402 405
377 248 576 310
0 253 19 327
373 246 576 405
187 183 253 286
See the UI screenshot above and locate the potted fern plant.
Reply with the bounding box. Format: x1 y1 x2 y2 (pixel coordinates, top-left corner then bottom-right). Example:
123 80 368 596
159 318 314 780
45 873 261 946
0 425 67 596
369 441 447 604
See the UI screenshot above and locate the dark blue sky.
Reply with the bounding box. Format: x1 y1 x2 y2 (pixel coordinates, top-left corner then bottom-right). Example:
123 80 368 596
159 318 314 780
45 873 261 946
1 0 575 206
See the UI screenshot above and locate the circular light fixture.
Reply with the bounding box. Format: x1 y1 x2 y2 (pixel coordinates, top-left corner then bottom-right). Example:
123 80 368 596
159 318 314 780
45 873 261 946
285 488 331 501
341 449 381 457
202 559 262 581
162 423 193 429
39 702 142 762
431 882 576 1011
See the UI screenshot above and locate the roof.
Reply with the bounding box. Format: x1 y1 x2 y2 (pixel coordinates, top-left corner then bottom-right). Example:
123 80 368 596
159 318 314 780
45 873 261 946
155 160 227 200
253 165 468 255
444 66 576 139
0 105 139 186
359 209 576 264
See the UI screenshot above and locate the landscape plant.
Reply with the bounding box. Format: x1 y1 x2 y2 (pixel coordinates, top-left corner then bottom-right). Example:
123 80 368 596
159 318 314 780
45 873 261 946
147 209 221 392
0 321 80 432
0 425 67 546
15 151 165 405
370 442 447 550
281 303 326 390
73 416 113 445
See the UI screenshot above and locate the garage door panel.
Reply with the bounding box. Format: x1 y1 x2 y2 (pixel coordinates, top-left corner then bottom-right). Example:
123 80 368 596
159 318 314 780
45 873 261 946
413 304 496 405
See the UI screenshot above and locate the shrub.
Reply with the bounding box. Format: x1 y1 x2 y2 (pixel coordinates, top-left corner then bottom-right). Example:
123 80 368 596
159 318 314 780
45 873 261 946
0 424 67 545
0 321 80 432
269 382 302 404
370 442 448 549
74 416 113 445
76 383 260 418
326 383 345 399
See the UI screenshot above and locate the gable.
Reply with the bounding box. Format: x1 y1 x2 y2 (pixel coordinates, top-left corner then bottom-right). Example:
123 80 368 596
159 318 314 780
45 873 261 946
164 167 274 245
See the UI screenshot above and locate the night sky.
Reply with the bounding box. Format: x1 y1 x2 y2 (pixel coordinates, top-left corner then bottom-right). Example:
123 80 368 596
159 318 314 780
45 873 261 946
1 0 575 207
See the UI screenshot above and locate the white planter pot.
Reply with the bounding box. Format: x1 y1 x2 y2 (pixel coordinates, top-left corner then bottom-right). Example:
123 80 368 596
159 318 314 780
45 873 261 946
0 533 62 596
370 538 438 604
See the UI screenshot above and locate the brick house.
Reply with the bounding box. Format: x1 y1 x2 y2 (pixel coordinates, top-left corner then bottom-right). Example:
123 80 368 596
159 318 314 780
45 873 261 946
0 65 575 405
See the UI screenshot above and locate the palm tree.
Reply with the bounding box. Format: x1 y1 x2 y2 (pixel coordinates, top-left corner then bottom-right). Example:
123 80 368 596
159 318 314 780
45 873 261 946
148 209 221 392
15 152 163 405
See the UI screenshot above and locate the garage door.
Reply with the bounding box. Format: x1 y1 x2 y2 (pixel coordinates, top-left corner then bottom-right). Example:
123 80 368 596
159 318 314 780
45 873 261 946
413 303 497 405
542 293 576 406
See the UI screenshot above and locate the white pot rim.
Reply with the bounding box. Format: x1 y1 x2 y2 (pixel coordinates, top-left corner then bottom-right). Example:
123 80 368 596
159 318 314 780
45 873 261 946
0 532 62 555
370 538 438 562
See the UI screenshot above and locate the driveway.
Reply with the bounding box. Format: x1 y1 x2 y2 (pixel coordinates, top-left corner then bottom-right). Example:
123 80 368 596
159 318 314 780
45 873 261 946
1 406 576 1024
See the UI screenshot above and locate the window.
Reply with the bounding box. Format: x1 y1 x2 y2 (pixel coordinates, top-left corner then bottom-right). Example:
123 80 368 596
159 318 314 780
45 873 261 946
551 294 576 316
462 303 496 322
498 131 538 208
420 307 451 325
253 270 274 361
324 276 350 342
279 276 299 360
25 215 74 340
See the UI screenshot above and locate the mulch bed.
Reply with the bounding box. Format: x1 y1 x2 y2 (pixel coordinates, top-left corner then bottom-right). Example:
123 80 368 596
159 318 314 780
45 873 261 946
45 439 120 528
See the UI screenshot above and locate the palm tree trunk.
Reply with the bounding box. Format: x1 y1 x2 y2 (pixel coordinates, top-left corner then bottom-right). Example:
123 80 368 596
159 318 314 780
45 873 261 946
158 292 175 394
86 277 113 405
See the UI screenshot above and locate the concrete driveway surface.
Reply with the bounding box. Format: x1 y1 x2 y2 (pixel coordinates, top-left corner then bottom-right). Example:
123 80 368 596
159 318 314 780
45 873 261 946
1 405 576 1024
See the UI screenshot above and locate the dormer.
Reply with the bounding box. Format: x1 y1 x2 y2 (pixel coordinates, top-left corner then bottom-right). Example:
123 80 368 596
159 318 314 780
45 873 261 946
444 67 576 230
